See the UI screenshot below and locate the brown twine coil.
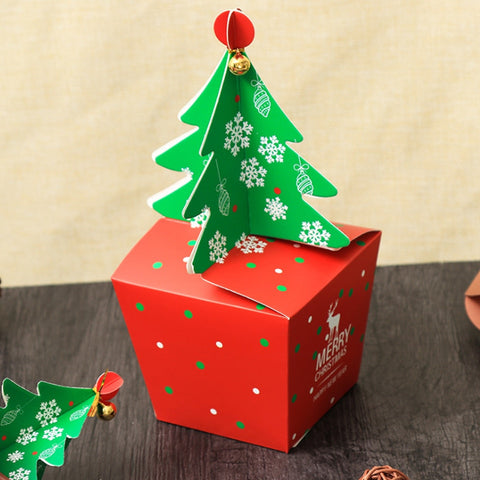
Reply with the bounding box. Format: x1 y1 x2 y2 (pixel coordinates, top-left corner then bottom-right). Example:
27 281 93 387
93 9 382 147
359 465 410 480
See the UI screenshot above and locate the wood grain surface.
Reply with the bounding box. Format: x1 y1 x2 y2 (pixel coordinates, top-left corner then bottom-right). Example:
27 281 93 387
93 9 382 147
1 262 480 479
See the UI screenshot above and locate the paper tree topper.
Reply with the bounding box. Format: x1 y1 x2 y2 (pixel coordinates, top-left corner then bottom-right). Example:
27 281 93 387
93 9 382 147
148 8 350 273
0 372 123 480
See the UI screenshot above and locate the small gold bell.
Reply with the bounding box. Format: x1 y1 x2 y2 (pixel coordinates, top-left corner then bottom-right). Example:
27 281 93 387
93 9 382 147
97 401 117 421
228 49 251 75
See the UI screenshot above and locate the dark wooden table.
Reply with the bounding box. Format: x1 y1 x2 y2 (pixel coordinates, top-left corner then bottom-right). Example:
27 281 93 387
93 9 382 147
2 261 480 479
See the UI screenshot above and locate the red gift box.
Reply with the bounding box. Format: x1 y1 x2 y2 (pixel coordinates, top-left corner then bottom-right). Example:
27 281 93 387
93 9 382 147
112 217 381 452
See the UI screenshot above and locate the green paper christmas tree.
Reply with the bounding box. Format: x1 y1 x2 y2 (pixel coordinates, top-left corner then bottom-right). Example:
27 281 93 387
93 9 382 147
0 373 122 480
150 9 350 273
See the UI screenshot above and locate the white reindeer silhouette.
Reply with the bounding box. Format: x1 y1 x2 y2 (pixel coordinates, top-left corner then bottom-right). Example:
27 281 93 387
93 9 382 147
326 299 341 341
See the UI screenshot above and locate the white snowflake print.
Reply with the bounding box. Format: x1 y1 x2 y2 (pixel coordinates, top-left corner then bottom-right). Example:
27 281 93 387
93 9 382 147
8 468 31 480
16 426 38 446
239 157 267 189
43 426 64 441
258 136 286 164
235 233 268 254
299 221 331 246
208 230 228 264
7 450 24 463
224 112 253 157
264 197 288 221
35 399 61 427
190 209 210 229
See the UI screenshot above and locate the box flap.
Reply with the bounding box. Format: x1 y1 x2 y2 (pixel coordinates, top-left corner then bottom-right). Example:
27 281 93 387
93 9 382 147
113 217 380 320
112 218 269 313
202 222 380 318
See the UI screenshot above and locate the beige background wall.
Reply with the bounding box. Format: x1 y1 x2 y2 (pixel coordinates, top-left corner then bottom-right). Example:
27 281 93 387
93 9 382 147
1 0 479 287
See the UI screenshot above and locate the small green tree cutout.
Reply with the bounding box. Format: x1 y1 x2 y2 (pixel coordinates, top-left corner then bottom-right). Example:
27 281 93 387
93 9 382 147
0 379 95 480
0 372 122 480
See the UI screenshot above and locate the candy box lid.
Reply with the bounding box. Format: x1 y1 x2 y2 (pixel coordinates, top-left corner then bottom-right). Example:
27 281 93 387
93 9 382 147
112 217 381 319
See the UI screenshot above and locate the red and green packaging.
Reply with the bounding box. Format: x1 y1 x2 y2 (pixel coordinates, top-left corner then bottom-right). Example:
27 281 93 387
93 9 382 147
112 218 380 452
113 8 381 452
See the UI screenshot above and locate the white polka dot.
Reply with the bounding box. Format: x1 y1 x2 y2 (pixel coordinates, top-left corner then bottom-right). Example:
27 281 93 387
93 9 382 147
293 243 301 248
216 341 223 348
252 387 260 395
292 433 297 440
183 256 189 263
307 315 313 323
210 408 217 415
330 397 335 404
156 341 164 349
309 387 314 394
361 269 366 277
275 268 283 274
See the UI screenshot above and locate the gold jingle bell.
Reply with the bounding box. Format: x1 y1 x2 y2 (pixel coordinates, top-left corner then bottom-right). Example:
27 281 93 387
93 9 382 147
228 49 251 75
97 401 117 421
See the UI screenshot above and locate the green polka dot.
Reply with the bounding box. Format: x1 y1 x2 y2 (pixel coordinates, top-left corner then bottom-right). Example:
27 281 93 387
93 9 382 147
152 261 163 269
294 257 305 263
339 289 344 298
184 310 193 319
350 327 355 336
260 338 269 347
316 326 322 335
365 282 370 291
187 240 196 246
165 386 173 395
291 394 298 403
135 303 144 311
236 421 245 429
348 288 354 297
312 350 318 360
196 361 205 370
356 240 366 246
294 344 301 353
256 304 266 310
360 334 365 343
246 262 256 268
277 285 287 292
